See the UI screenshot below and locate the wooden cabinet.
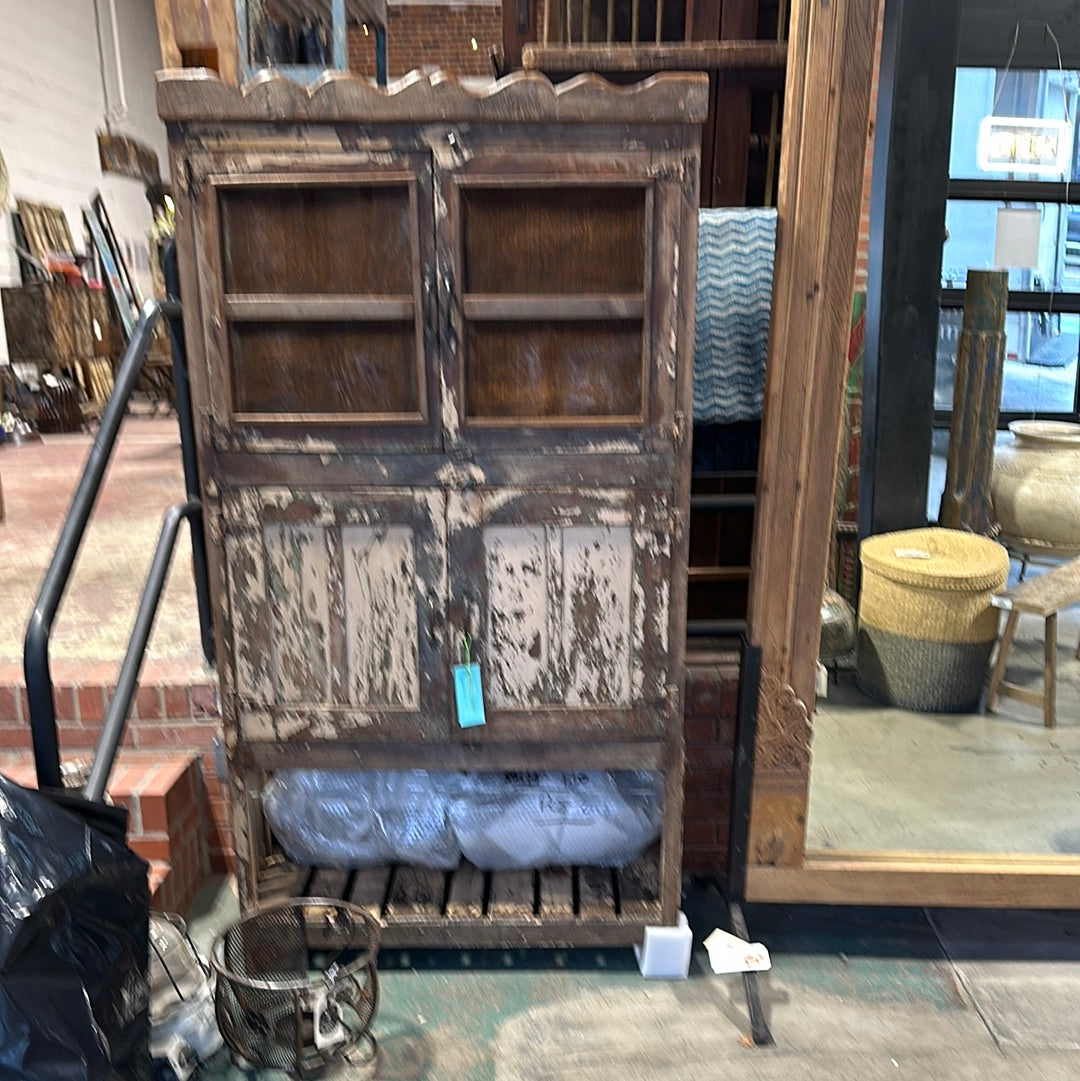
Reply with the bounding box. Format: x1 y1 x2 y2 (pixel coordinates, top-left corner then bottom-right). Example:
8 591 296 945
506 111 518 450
159 68 707 944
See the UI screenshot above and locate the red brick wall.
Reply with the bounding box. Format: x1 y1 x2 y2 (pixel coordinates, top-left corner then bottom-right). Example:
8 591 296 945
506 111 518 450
0 679 233 875
682 659 740 874
348 4 503 80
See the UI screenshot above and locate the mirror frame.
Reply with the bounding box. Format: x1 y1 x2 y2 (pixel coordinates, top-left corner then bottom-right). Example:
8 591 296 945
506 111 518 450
743 0 1080 907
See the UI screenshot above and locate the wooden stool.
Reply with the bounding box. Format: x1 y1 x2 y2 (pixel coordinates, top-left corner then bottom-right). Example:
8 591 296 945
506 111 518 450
986 556 1080 728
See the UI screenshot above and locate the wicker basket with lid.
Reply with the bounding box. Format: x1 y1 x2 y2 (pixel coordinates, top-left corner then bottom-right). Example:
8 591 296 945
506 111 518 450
856 527 1009 712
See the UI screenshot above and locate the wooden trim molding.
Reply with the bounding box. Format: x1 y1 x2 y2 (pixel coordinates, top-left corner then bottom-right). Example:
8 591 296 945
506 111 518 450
745 0 879 869
156 68 710 125
748 851 1080 908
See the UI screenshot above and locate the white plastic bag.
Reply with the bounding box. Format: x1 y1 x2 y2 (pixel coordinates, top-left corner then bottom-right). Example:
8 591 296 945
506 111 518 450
445 771 662 871
262 769 460 870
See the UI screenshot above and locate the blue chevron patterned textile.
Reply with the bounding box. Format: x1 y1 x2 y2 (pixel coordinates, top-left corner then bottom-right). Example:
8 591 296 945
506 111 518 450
693 207 777 424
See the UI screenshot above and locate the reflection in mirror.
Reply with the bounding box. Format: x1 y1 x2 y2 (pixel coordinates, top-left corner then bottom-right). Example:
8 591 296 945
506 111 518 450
804 60 1080 861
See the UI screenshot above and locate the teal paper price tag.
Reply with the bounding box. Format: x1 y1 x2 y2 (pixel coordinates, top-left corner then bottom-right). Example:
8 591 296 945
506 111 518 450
454 663 486 728
454 634 486 729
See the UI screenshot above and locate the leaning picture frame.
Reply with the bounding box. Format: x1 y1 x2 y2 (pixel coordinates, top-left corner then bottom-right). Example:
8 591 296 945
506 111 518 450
84 203 136 340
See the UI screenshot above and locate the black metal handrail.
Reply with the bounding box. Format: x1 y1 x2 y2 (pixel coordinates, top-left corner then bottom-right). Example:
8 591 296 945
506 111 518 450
24 249 213 796
83 498 202 802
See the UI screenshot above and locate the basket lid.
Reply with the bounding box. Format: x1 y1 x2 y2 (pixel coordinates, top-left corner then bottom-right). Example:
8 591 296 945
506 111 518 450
859 527 1009 591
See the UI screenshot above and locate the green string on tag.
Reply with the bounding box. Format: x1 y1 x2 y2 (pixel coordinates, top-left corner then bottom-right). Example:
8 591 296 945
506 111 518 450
461 632 472 667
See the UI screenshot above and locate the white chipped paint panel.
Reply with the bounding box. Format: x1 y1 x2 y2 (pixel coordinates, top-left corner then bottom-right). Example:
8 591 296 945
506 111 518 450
560 525 634 707
263 523 332 703
342 525 421 709
483 525 548 708
225 532 275 701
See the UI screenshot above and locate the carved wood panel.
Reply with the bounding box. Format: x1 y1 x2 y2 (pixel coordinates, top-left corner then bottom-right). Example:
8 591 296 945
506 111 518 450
745 0 879 871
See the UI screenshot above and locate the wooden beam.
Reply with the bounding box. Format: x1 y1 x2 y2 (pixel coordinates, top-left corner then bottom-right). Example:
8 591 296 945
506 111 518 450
748 851 1080 907
710 0 758 205
521 40 787 72
744 0 879 867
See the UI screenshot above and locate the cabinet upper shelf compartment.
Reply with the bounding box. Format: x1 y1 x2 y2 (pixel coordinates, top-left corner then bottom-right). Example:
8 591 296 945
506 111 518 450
199 164 438 443
457 182 649 424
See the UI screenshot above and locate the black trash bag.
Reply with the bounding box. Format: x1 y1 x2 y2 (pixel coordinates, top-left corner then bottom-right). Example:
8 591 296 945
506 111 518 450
0 774 151 1081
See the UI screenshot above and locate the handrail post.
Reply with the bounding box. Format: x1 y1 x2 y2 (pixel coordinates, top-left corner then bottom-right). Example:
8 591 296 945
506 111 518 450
84 500 201 803
24 301 163 790
162 241 215 666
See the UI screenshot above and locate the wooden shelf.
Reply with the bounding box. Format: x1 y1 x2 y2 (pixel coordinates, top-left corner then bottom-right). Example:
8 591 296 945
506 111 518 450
258 846 661 948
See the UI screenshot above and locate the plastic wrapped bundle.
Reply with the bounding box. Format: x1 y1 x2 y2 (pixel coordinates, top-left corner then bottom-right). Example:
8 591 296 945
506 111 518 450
445 771 663 871
262 769 460 870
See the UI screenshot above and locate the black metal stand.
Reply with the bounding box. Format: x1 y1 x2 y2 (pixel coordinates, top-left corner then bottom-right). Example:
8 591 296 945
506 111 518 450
716 637 773 1046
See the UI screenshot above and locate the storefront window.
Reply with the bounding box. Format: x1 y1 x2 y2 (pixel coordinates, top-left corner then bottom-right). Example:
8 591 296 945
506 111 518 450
936 67 1080 423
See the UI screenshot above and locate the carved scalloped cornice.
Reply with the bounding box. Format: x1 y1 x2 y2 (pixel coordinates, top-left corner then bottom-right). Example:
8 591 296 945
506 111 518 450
156 67 710 126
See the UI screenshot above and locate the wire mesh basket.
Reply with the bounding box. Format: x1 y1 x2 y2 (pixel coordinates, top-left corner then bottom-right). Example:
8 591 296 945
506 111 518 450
210 898 379 1078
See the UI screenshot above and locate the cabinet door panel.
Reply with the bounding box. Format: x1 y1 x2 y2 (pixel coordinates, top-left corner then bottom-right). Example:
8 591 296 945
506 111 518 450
559 524 635 707
461 185 646 295
465 321 642 419
342 524 421 709
439 158 684 454
221 488 448 741
231 320 418 416
264 521 334 703
483 525 549 708
448 489 674 739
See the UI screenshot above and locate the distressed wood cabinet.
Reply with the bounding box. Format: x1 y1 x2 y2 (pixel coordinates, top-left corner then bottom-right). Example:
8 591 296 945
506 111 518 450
159 68 707 944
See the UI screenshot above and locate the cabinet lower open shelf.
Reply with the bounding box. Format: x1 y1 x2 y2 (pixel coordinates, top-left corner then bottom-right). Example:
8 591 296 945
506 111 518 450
256 845 662 948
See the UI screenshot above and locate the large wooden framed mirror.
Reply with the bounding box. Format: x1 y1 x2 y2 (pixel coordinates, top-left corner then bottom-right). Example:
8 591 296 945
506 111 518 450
744 0 1080 906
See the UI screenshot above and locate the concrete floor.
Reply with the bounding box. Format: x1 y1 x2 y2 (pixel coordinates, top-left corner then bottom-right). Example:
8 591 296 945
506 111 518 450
182 874 1080 1081
807 491 1080 854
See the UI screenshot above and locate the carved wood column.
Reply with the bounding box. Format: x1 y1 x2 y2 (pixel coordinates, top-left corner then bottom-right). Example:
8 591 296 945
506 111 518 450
745 0 879 868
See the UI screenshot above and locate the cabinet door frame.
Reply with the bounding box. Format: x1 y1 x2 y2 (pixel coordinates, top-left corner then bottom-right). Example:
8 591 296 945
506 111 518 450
446 486 678 741
186 149 442 453
435 149 685 456
220 485 450 744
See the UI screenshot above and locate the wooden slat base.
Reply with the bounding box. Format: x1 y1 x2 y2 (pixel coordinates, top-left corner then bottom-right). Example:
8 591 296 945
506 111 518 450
256 848 663 947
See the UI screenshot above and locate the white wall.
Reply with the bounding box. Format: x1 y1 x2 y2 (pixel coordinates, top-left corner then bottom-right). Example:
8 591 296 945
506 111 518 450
0 0 169 365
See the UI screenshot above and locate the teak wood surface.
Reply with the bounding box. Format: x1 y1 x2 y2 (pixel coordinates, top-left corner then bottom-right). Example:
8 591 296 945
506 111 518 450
744 0 880 875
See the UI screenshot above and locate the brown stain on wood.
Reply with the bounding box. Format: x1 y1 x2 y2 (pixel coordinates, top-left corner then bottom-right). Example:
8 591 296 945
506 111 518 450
343 524 421 708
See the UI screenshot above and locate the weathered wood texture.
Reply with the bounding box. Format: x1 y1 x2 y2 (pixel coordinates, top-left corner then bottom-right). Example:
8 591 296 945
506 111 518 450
744 0 878 868
938 269 1007 534
986 555 1080 730
1 284 93 365
162 68 701 939
153 0 238 85
258 848 661 947
522 39 787 71
156 68 710 124
749 850 1080 908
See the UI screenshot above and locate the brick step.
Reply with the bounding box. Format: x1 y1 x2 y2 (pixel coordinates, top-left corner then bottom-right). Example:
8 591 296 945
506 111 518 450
0 751 211 915
0 674 218 733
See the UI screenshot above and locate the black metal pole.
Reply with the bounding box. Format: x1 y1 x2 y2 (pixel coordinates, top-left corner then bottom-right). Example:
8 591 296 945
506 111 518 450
162 241 215 666
84 500 201 803
24 300 163 791
726 637 762 901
